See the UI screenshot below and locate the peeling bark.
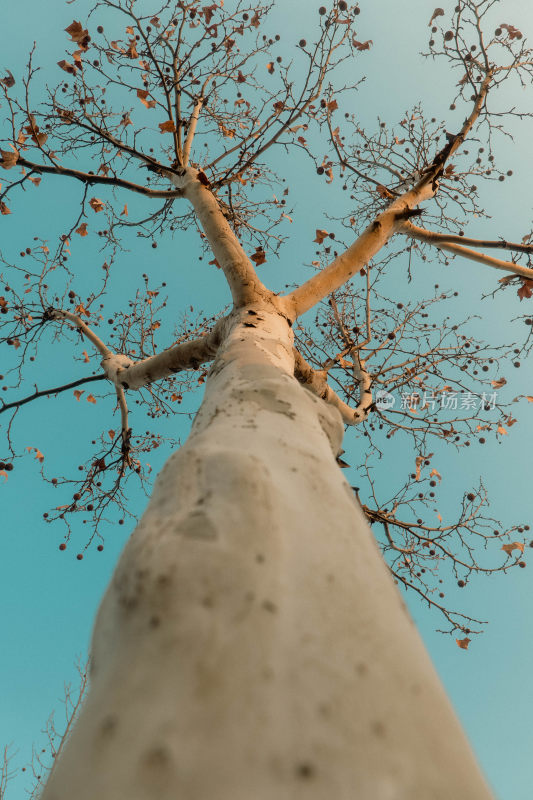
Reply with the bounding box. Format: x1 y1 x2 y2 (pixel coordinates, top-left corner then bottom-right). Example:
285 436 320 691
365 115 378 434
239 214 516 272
42 308 492 800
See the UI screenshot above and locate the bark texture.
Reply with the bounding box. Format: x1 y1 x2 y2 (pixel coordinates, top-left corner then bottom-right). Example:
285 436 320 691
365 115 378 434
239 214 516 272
42 307 493 800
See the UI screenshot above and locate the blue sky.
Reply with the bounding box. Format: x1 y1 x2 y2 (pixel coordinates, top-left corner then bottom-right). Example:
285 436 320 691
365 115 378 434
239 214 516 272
1 1 533 798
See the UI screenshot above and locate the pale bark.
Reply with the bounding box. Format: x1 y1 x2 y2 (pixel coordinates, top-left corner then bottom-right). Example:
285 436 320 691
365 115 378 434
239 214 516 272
102 318 227 391
43 307 492 800
400 220 533 280
293 348 372 425
170 168 274 308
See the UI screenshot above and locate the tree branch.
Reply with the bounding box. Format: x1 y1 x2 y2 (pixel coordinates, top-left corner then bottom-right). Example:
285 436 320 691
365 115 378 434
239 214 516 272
400 221 533 280
0 374 105 415
103 316 228 390
14 157 183 199
293 348 372 425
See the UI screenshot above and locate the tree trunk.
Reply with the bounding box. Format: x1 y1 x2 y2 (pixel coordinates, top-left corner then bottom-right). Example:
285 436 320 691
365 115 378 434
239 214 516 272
42 306 493 800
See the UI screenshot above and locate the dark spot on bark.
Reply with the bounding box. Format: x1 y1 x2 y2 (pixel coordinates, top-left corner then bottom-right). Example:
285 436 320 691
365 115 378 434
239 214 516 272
247 309 258 315
157 573 171 586
190 358 200 369
202 595 214 608
356 662 368 676
371 220 382 232
371 720 386 738
326 574 334 583
144 746 171 769
149 616 160 628
243 322 256 328
256 553 265 563
296 763 315 780
121 381 130 389
262 599 277 613
101 714 118 737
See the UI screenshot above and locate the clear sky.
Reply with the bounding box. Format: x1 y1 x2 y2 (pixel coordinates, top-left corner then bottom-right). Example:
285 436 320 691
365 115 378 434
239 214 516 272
1 1 533 798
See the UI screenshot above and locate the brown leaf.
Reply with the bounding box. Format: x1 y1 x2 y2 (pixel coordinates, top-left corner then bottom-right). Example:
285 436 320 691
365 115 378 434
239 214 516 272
501 542 525 555
28 176 41 186
497 425 507 436
57 60 78 75
266 62 275 74
526 396 533 402
87 394 97 404
121 204 128 216
171 393 183 402
0 202 11 215
517 279 533 300
137 88 156 109
236 70 246 83
26 446 44 463
0 148 19 170
326 99 338 112
108 429 115 440
0 70 15 88
415 455 424 481
491 377 506 389
82 350 90 363
89 197 105 213
159 119 176 133
251 249 267 266
456 637 471 650
429 468 442 482
208 258 221 268
376 184 394 199
73 390 84 401
125 39 139 59
313 229 329 244
65 21 89 46
76 222 88 236
352 38 372 50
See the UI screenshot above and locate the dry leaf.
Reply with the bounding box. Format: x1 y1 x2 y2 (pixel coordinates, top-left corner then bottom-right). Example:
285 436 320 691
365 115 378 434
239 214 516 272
251 249 266 266
65 21 89 46
76 222 88 236
456 637 471 650
491 377 506 389
0 148 19 170
89 197 105 213
57 60 78 75
137 88 156 109
27 446 44 463
108 429 115 440
82 350 90 363
159 119 176 133
87 394 97 404
121 204 128 216
73 390 84 401
501 542 525 555
0 70 15 88
314 229 329 244
518 279 533 300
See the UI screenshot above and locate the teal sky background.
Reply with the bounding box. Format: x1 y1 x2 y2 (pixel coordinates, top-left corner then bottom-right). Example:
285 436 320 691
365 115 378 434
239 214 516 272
1 1 533 798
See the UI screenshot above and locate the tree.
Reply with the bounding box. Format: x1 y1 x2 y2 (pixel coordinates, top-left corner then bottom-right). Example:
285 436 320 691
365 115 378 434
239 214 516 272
1 0 533 796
